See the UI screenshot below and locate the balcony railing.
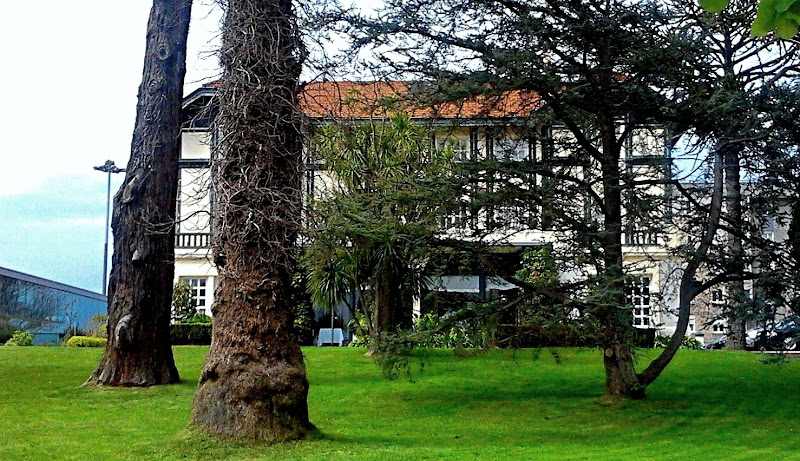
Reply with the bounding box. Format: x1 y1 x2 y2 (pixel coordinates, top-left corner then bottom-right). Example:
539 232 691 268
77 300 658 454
623 230 660 246
175 233 211 248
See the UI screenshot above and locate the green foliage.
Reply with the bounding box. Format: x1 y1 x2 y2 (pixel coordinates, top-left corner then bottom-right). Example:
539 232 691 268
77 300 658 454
699 0 732 12
4 330 33 346
170 322 212 345
305 113 454 337
496 324 597 348
654 335 703 350
182 313 212 324
65 336 107 348
414 313 497 349
287 266 318 346
700 0 800 37
171 281 196 322
89 314 108 339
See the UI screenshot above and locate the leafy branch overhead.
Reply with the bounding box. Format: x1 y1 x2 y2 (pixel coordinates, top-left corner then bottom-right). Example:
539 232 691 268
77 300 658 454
700 0 800 38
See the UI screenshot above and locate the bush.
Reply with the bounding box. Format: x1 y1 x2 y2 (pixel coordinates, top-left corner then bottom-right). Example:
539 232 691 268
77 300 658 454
89 315 108 338
171 322 212 345
654 334 703 350
5 330 34 346
496 325 656 348
414 312 497 349
65 336 107 348
183 313 212 324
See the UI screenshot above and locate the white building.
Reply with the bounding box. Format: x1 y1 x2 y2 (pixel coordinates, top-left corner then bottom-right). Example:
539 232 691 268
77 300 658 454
175 81 790 343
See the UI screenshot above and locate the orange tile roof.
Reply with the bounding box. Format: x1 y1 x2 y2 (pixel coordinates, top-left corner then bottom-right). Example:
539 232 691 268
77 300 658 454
200 80 542 119
298 81 542 119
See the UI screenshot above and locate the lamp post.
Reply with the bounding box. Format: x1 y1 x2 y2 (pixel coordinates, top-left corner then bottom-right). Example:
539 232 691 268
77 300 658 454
94 160 126 296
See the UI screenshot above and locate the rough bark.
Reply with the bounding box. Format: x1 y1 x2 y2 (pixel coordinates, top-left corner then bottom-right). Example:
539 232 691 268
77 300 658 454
597 117 644 399
89 0 191 387
724 146 747 350
191 0 314 441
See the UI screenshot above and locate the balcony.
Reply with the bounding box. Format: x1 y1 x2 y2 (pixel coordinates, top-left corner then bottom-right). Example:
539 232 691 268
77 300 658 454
623 230 660 246
175 233 211 248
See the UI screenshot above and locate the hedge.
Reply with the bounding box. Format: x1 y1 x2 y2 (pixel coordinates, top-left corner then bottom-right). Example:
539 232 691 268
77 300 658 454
496 324 655 348
171 322 212 345
65 336 107 348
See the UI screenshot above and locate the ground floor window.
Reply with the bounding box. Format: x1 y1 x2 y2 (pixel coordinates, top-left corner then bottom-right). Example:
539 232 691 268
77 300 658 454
627 276 652 328
711 319 727 333
180 277 208 310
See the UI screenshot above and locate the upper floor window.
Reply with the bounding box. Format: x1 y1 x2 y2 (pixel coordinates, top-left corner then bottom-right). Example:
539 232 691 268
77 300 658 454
181 130 212 160
437 137 469 162
711 289 725 309
494 137 530 162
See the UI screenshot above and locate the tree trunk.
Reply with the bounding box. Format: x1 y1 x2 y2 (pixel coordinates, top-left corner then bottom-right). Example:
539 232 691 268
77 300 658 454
596 116 645 399
723 147 747 350
191 0 314 441
89 0 191 387
639 146 726 387
371 271 402 353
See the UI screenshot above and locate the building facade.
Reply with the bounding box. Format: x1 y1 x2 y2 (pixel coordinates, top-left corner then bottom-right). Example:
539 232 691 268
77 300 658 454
175 81 790 344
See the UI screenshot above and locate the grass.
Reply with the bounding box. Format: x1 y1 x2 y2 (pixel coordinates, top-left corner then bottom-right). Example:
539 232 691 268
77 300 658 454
1 347 799 460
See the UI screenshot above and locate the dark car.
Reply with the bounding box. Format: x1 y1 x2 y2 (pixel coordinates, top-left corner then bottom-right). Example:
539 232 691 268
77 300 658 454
752 317 799 351
703 335 727 350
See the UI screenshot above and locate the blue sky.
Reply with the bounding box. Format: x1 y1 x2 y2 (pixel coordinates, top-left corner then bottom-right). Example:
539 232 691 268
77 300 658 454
0 1 221 293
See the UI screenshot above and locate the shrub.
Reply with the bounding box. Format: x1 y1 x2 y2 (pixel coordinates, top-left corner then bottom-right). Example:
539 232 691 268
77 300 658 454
89 315 108 338
65 336 107 348
171 322 212 345
654 334 702 350
5 330 34 346
183 313 212 324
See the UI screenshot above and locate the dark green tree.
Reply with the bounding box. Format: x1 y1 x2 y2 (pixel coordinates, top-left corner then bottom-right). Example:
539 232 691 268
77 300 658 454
305 113 453 352
331 0 741 398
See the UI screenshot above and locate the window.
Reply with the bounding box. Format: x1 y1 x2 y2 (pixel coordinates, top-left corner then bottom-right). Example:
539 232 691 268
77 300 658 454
627 276 652 328
180 277 208 309
711 319 727 333
305 169 315 196
441 203 474 230
711 289 724 310
437 137 469 162
688 315 696 334
494 137 529 161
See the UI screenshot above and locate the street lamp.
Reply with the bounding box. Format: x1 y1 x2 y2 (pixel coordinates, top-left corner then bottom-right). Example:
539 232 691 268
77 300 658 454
94 160 126 296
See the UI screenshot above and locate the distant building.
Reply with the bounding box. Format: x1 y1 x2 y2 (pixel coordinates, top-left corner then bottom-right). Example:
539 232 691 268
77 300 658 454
0 266 106 344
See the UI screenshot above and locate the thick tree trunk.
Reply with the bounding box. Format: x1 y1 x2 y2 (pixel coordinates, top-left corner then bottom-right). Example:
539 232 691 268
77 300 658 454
595 117 646 399
191 0 314 441
89 0 191 387
723 147 747 350
370 271 402 353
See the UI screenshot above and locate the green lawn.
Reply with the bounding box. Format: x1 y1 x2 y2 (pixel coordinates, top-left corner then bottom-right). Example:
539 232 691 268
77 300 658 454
0 346 798 460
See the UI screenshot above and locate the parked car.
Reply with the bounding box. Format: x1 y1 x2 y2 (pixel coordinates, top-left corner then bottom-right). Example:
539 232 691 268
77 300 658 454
752 317 799 351
703 335 726 350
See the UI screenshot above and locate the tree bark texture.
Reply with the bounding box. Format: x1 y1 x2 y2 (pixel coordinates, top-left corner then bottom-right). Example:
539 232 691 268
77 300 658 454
723 147 747 350
597 118 645 399
191 0 314 441
89 0 191 387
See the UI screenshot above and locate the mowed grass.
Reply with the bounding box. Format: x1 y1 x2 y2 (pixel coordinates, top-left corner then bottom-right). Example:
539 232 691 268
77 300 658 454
1 347 799 460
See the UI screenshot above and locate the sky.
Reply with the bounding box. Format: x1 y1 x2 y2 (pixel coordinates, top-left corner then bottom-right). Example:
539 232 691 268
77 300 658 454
0 1 223 293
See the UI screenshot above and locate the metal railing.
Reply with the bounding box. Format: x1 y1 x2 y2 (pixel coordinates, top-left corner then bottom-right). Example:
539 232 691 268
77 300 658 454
175 233 212 248
623 230 660 246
